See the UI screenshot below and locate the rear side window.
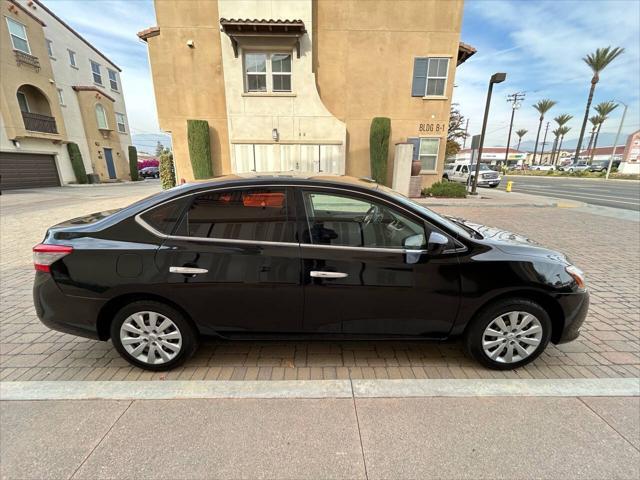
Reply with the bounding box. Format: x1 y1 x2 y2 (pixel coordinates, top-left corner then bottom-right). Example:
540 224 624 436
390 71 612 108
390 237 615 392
140 199 187 235
185 187 294 242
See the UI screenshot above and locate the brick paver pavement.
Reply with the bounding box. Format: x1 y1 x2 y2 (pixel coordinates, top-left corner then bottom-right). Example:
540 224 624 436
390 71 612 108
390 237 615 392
1 183 639 381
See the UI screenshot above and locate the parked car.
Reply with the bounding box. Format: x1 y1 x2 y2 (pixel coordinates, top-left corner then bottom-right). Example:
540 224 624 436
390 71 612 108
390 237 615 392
558 161 589 173
443 161 501 188
530 165 555 171
33 175 588 371
139 166 160 179
589 160 620 172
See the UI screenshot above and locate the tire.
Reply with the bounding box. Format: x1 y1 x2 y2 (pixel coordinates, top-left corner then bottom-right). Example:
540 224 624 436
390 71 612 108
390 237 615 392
442 175 449 182
489 184 499 188
568 168 574 173
110 300 199 371
464 298 551 370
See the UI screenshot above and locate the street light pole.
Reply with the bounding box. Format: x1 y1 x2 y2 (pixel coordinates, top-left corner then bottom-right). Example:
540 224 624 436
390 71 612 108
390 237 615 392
472 72 507 195
605 100 627 180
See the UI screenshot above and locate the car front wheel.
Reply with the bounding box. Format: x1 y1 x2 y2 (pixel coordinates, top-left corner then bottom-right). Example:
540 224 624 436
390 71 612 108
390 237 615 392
110 301 199 371
464 298 551 370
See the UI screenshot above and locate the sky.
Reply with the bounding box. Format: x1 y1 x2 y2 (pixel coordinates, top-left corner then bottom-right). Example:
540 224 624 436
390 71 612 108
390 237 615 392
40 0 640 150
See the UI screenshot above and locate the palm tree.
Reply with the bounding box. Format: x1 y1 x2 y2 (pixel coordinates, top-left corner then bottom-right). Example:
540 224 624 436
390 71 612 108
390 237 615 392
584 115 603 160
532 99 556 164
552 114 573 163
557 126 571 164
589 101 619 163
573 46 625 162
515 129 528 150
550 128 561 165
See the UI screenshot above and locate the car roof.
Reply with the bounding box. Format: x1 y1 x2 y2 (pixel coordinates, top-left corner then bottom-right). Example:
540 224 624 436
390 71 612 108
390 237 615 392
175 173 382 193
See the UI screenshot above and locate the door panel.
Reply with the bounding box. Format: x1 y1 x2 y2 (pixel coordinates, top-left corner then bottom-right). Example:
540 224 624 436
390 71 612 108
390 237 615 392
233 144 254 173
297 188 460 335
320 145 342 174
155 186 303 333
254 144 278 171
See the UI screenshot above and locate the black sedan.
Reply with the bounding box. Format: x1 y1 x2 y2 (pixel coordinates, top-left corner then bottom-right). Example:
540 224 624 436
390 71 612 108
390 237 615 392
33 175 589 371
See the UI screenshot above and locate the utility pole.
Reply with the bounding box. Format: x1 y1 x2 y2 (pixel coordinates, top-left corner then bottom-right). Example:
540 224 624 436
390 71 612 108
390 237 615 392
462 118 470 148
606 101 627 180
539 122 550 164
503 92 526 166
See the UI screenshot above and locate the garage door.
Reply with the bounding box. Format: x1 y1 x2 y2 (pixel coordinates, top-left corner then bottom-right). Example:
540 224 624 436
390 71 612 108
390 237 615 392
0 152 60 190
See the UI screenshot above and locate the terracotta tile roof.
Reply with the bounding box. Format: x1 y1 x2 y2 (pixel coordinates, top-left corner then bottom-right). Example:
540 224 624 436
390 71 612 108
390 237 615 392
72 85 115 102
220 18 306 33
29 0 121 71
137 26 160 42
457 42 477 66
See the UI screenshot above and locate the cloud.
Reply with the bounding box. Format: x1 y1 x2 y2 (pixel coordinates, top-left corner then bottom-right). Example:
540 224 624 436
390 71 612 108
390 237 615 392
456 0 640 148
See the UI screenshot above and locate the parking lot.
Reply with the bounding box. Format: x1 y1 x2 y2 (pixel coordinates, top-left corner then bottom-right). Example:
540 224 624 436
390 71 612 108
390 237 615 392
1 182 639 381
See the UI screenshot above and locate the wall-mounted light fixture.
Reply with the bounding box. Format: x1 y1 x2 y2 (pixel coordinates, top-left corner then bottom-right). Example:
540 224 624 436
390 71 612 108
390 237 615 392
272 128 279 142
186 40 195 48
11 139 20 149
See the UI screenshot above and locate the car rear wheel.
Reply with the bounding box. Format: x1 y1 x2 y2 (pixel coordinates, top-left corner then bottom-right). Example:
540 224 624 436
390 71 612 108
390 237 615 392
110 301 198 371
464 298 551 370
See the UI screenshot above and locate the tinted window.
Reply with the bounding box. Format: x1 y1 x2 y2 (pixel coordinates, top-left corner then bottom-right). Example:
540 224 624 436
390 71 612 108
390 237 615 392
140 199 187 235
302 191 426 249
186 188 294 242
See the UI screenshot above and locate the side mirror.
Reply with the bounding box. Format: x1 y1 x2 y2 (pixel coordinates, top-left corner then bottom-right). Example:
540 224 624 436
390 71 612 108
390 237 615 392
427 231 449 256
403 233 425 250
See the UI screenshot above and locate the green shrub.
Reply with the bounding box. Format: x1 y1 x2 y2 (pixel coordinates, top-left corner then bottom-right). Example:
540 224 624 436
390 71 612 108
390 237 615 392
369 117 391 185
159 150 176 189
187 119 213 179
422 181 467 198
66 142 87 184
128 145 139 181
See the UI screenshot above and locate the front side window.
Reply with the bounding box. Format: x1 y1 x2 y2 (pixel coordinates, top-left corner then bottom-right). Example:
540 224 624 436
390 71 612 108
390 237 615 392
95 104 108 129
46 39 54 57
302 191 426 250
108 69 118 90
186 188 294 242
6 18 30 54
90 60 102 84
115 113 126 133
419 138 440 172
68 49 77 67
244 52 292 93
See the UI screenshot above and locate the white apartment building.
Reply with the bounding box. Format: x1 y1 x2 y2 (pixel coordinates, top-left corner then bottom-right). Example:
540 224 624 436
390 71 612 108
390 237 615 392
1 0 132 189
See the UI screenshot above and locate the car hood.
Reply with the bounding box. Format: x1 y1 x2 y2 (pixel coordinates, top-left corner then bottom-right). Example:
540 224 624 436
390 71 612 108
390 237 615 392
446 216 568 262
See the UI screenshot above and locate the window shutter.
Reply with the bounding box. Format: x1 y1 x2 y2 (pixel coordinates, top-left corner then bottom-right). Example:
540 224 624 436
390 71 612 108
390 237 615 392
411 58 428 97
407 138 420 160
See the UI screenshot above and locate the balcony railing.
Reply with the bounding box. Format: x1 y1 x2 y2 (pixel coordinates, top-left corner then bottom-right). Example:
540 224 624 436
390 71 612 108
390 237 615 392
22 112 58 134
14 50 40 72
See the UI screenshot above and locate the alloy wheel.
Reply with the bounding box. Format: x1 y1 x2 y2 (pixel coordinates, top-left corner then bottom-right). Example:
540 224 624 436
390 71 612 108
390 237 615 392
120 311 182 365
481 311 543 364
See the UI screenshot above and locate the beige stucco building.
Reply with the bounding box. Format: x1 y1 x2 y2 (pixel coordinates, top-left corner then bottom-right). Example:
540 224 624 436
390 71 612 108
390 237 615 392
140 0 474 186
0 0 133 189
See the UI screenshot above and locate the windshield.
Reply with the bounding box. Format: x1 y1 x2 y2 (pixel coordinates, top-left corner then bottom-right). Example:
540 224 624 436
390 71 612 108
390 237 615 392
470 164 492 171
376 184 473 238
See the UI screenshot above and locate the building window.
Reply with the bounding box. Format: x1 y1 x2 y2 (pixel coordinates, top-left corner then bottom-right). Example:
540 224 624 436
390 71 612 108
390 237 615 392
68 49 77 67
90 60 102 84
108 69 118 91
6 18 30 54
57 88 65 106
46 39 54 58
17 91 30 112
411 57 450 97
418 138 440 172
244 52 292 93
115 113 126 133
95 104 108 129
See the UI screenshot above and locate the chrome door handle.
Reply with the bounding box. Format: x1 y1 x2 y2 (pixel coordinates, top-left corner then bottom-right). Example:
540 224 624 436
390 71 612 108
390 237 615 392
170 266 208 275
310 271 348 279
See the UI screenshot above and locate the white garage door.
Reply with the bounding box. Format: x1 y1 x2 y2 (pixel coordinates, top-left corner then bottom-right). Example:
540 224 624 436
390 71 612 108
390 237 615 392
232 144 343 174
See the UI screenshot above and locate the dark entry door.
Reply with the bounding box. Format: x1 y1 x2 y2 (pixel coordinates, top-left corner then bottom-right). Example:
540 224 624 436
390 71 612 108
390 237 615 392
104 148 116 179
297 188 460 336
154 186 303 334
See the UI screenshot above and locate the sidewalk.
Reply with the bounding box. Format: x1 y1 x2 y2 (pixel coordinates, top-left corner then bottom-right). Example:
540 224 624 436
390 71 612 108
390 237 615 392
2 379 639 479
416 187 585 208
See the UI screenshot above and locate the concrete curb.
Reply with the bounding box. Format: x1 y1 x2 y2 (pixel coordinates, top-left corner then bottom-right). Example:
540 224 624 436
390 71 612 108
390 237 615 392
2 378 638 401
505 174 640 183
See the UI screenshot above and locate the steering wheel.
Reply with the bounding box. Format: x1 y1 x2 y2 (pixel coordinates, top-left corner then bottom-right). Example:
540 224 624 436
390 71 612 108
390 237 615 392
362 204 381 226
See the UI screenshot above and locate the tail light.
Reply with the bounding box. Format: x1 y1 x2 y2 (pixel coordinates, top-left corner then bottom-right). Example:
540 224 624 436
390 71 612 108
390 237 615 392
33 244 73 272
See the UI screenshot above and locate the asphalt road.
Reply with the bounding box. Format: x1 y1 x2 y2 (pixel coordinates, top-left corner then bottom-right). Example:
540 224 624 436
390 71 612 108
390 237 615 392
500 175 640 211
